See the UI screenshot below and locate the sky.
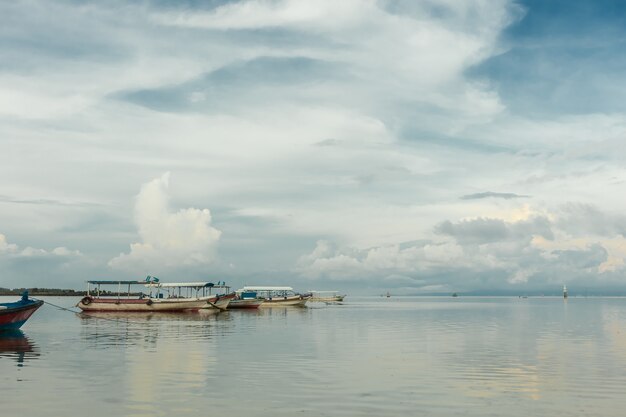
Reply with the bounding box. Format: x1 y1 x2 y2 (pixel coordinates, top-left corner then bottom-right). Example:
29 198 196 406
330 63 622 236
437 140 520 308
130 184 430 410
1 0 626 295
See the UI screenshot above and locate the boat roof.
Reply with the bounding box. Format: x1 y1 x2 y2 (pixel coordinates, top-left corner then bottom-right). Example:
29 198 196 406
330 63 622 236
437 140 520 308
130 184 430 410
87 280 147 285
240 286 293 291
146 282 215 288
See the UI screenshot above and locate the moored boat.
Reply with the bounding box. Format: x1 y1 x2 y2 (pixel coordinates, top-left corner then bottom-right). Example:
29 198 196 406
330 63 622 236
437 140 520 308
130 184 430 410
77 278 235 312
227 289 264 309
0 292 43 331
308 290 346 303
237 286 310 307
227 298 264 309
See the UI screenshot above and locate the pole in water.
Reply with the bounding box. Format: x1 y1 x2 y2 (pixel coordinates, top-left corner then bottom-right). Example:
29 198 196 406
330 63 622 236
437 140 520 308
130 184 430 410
563 285 568 299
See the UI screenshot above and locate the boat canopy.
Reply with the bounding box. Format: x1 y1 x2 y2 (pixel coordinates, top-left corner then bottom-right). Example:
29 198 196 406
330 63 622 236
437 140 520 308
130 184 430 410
240 286 293 291
146 282 214 288
87 280 147 285
309 290 340 294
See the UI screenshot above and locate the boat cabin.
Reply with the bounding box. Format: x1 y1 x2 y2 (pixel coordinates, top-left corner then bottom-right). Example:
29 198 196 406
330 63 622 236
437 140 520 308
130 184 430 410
237 286 298 299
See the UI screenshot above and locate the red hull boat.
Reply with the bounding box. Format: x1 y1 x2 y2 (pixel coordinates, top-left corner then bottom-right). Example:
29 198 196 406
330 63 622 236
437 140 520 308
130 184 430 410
0 293 43 331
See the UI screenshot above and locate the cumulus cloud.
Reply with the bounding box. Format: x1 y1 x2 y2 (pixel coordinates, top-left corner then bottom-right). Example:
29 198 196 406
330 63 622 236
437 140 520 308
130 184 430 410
108 173 221 272
434 215 554 245
297 204 626 292
0 234 19 254
297 239 466 281
0 233 81 258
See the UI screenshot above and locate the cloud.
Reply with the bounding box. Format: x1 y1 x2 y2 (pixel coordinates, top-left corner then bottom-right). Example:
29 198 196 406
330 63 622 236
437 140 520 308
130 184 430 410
555 203 626 238
3 1 626 293
0 234 18 254
435 215 553 244
460 191 530 200
296 204 626 292
0 195 100 207
108 173 222 272
0 233 81 258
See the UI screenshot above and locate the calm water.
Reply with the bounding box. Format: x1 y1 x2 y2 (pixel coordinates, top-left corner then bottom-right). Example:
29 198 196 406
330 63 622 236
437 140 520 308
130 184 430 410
2 296 626 416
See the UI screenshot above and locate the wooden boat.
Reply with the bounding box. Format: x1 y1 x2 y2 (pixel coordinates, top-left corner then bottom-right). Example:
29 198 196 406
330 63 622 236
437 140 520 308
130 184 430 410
237 286 310 307
0 292 43 331
153 282 236 311
222 284 264 309
77 278 236 312
308 290 346 303
227 298 264 309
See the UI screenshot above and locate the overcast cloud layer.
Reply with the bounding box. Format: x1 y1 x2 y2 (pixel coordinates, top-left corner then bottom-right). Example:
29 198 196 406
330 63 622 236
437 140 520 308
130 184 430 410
1 0 626 294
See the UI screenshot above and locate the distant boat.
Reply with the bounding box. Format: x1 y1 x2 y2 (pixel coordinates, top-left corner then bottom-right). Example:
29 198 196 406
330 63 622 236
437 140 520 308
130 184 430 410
0 292 43 331
563 285 568 299
308 291 346 303
452 293 458 298
386 292 390 298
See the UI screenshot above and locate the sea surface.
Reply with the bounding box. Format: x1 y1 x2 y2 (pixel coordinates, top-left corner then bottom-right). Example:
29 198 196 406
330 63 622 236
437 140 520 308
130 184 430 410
2 296 626 416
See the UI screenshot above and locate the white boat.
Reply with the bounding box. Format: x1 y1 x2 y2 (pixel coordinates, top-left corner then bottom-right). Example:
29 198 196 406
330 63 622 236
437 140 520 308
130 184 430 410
148 281 235 311
236 286 310 307
308 290 346 303
77 278 235 312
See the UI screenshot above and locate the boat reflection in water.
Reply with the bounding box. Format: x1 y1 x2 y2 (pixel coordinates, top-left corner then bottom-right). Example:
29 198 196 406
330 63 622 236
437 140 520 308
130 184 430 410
78 310 235 349
0 330 39 367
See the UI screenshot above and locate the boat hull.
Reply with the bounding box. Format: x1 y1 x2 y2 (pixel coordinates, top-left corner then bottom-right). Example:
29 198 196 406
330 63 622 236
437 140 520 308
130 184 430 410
309 296 345 302
259 295 310 307
0 300 44 331
78 297 217 312
202 292 236 310
227 299 264 309
78 292 238 312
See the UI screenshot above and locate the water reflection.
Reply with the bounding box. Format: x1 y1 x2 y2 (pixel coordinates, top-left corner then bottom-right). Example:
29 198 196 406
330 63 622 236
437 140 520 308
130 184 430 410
78 310 234 349
7 297 626 417
0 330 39 366
74 310 231 417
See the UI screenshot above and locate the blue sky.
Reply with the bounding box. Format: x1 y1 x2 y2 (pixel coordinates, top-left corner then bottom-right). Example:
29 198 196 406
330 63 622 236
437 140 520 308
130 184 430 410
474 0 626 116
1 0 626 294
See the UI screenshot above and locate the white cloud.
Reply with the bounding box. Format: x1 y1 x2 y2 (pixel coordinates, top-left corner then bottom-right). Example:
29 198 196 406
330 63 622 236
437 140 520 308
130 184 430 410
108 173 221 272
0 233 81 258
297 204 626 291
0 234 18 254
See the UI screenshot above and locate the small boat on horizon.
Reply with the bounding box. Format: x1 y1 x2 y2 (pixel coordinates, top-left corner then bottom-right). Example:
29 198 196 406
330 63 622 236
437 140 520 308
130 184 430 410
0 292 43 331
